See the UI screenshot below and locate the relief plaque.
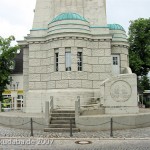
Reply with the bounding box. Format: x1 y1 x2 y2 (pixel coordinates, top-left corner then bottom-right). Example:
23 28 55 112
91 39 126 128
110 81 132 102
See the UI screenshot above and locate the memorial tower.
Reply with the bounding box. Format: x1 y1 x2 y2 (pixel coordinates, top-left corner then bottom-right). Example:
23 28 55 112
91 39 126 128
19 0 138 114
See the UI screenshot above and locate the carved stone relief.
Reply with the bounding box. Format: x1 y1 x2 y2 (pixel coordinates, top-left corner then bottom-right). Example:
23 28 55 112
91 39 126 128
110 81 132 102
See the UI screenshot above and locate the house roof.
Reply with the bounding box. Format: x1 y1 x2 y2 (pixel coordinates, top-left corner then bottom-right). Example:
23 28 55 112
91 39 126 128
11 49 23 74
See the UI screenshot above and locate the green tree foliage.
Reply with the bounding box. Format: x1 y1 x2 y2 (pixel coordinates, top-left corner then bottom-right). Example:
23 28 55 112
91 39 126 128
128 18 150 76
138 76 150 92
0 36 19 101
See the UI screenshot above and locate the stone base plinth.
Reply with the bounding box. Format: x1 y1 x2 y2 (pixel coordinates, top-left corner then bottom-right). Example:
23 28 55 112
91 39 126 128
105 106 139 114
24 89 100 113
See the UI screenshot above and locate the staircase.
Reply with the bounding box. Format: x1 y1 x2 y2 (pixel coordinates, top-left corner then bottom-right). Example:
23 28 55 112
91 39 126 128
44 110 80 132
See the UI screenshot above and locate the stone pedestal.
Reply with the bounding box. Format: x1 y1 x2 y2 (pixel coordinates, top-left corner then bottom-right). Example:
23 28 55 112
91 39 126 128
101 74 139 114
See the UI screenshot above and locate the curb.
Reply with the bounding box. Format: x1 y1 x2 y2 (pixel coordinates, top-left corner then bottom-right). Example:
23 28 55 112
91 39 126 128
0 137 150 140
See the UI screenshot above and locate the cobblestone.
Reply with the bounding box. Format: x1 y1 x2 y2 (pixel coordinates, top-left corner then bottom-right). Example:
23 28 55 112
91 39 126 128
0 126 150 149
0 125 150 139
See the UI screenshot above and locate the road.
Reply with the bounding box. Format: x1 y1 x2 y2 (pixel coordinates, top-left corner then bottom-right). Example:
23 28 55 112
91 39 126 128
0 138 150 150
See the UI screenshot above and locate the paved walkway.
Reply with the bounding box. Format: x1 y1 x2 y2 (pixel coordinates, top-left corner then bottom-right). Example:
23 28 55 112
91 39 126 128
0 125 150 139
1 109 150 149
0 138 150 150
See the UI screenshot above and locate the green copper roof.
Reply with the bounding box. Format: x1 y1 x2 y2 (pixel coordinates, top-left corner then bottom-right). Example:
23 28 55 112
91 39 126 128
50 12 88 23
107 24 125 31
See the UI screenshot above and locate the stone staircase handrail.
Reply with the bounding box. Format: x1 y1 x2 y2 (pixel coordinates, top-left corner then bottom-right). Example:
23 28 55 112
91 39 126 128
75 96 80 120
122 67 132 74
45 96 53 126
50 96 54 112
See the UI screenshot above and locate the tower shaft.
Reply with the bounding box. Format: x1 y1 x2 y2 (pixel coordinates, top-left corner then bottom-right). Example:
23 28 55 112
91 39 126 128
32 0 107 29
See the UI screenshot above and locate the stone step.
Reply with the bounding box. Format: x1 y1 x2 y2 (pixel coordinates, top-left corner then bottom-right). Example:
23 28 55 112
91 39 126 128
51 113 75 117
44 128 80 132
52 110 75 114
49 124 76 128
51 120 75 124
51 117 75 120
47 110 77 132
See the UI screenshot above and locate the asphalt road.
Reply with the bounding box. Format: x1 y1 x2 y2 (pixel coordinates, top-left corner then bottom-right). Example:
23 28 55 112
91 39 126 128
0 138 150 150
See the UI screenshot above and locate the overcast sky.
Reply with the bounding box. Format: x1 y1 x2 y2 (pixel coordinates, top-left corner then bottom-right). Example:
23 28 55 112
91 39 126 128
0 0 149 41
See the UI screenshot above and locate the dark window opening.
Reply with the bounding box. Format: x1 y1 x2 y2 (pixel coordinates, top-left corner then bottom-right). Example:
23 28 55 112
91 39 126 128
77 52 82 71
55 51 59 72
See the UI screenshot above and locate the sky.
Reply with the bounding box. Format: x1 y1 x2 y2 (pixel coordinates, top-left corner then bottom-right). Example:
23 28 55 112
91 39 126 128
0 0 149 42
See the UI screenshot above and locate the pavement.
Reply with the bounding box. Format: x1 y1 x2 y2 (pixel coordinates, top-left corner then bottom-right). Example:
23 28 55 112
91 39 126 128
1 125 150 139
0 125 150 149
0 109 150 149
0 138 150 150
0 126 150 150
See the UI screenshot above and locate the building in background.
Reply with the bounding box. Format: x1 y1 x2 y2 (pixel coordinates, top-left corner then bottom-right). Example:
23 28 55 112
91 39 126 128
3 50 23 102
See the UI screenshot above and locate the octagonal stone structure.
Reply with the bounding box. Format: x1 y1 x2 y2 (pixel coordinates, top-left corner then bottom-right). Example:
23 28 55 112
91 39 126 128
18 0 138 114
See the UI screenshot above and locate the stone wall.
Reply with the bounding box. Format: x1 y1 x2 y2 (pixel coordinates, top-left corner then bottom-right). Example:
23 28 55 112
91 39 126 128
76 113 150 131
28 38 112 90
23 33 130 112
0 113 45 130
23 47 29 112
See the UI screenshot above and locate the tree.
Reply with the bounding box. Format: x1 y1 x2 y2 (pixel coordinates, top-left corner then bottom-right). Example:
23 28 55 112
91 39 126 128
0 36 19 102
128 18 150 91
128 18 150 76
138 75 150 92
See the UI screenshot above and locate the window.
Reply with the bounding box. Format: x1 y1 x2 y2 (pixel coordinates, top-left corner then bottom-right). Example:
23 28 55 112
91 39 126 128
65 48 71 71
77 52 82 71
55 49 59 72
113 57 118 65
112 55 120 75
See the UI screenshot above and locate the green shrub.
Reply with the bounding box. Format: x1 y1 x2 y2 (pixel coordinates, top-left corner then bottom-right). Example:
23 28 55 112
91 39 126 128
2 98 11 109
145 101 150 108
